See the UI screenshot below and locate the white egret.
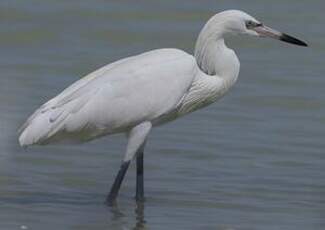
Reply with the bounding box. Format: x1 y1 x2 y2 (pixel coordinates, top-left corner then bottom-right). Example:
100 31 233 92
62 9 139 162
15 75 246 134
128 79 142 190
18 10 307 204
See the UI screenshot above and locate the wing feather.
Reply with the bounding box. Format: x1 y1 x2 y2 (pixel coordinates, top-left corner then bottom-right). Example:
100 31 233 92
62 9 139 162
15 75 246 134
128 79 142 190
19 49 196 146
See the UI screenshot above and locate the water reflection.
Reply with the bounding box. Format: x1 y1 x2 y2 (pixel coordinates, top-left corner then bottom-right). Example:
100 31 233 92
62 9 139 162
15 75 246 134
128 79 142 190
133 202 146 230
108 202 146 230
1 0 323 229
108 203 125 220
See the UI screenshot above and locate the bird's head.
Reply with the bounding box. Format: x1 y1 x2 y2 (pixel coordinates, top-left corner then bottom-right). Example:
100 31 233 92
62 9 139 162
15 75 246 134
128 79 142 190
215 10 308 47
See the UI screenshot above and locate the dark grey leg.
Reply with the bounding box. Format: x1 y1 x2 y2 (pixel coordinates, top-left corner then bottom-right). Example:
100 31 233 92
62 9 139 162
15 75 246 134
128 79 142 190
106 161 131 205
136 150 144 202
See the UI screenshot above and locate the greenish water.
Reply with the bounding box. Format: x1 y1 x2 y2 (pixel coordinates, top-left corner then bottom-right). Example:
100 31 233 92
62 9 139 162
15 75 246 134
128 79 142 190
1 1 324 229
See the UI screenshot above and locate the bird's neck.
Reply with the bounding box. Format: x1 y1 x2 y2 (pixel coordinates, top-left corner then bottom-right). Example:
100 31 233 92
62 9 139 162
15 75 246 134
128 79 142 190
194 18 240 88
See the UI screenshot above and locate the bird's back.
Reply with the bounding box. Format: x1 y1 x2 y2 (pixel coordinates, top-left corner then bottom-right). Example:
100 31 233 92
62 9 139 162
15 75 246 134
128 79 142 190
19 49 197 146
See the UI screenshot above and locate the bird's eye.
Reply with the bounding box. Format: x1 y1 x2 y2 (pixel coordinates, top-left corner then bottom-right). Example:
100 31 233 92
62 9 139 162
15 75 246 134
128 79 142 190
245 20 263 29
245 20 255 28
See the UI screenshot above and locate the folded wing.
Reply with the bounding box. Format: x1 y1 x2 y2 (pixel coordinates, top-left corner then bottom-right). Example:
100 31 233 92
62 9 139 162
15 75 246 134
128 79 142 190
19 49 197 146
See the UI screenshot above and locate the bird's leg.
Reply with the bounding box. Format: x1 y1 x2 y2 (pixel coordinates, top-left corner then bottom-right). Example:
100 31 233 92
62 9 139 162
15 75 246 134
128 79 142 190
105 121 152 205
136 149 144 202
106 160 131 205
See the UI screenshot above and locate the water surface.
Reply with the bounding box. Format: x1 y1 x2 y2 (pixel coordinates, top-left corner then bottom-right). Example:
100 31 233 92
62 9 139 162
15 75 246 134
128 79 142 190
0 1 324 229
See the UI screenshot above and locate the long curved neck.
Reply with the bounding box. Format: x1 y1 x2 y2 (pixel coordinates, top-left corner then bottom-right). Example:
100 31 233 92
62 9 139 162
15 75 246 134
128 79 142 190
194 15 240 86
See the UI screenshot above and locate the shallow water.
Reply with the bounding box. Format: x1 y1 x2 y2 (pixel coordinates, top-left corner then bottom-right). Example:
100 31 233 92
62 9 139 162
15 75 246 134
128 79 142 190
1 0 324 229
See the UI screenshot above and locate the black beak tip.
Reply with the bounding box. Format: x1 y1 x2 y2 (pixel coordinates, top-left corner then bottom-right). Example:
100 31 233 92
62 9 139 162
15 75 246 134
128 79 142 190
280 33 308 47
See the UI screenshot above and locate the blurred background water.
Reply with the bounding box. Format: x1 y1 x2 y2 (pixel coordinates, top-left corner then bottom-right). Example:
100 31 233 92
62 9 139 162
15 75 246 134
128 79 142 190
0 0 324 229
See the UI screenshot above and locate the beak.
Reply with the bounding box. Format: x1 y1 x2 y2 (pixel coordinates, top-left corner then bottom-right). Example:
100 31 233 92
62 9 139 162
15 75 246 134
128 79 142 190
253 25 308 47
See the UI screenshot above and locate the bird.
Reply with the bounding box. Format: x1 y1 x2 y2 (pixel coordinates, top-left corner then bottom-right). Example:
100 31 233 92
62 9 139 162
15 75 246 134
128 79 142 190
18 10 307 205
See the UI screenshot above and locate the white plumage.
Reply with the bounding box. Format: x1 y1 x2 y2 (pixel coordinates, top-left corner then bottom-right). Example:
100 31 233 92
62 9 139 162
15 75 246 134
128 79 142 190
18 10 307 203
19 49 198 145
18 41 238 147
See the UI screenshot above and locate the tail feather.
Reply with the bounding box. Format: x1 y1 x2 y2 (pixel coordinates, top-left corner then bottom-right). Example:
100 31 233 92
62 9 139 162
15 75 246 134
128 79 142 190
18 90 96 147
19 81 100 147
18 109 68 147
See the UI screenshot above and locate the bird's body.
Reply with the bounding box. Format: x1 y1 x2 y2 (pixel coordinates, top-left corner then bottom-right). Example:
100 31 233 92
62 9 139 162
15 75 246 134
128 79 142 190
18 10 307 204
19 47 239 146
19 49 196 144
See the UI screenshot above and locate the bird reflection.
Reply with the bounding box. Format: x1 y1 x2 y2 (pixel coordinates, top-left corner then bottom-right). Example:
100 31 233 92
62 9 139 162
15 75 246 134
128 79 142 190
108 201 146 230
133 202 146 230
